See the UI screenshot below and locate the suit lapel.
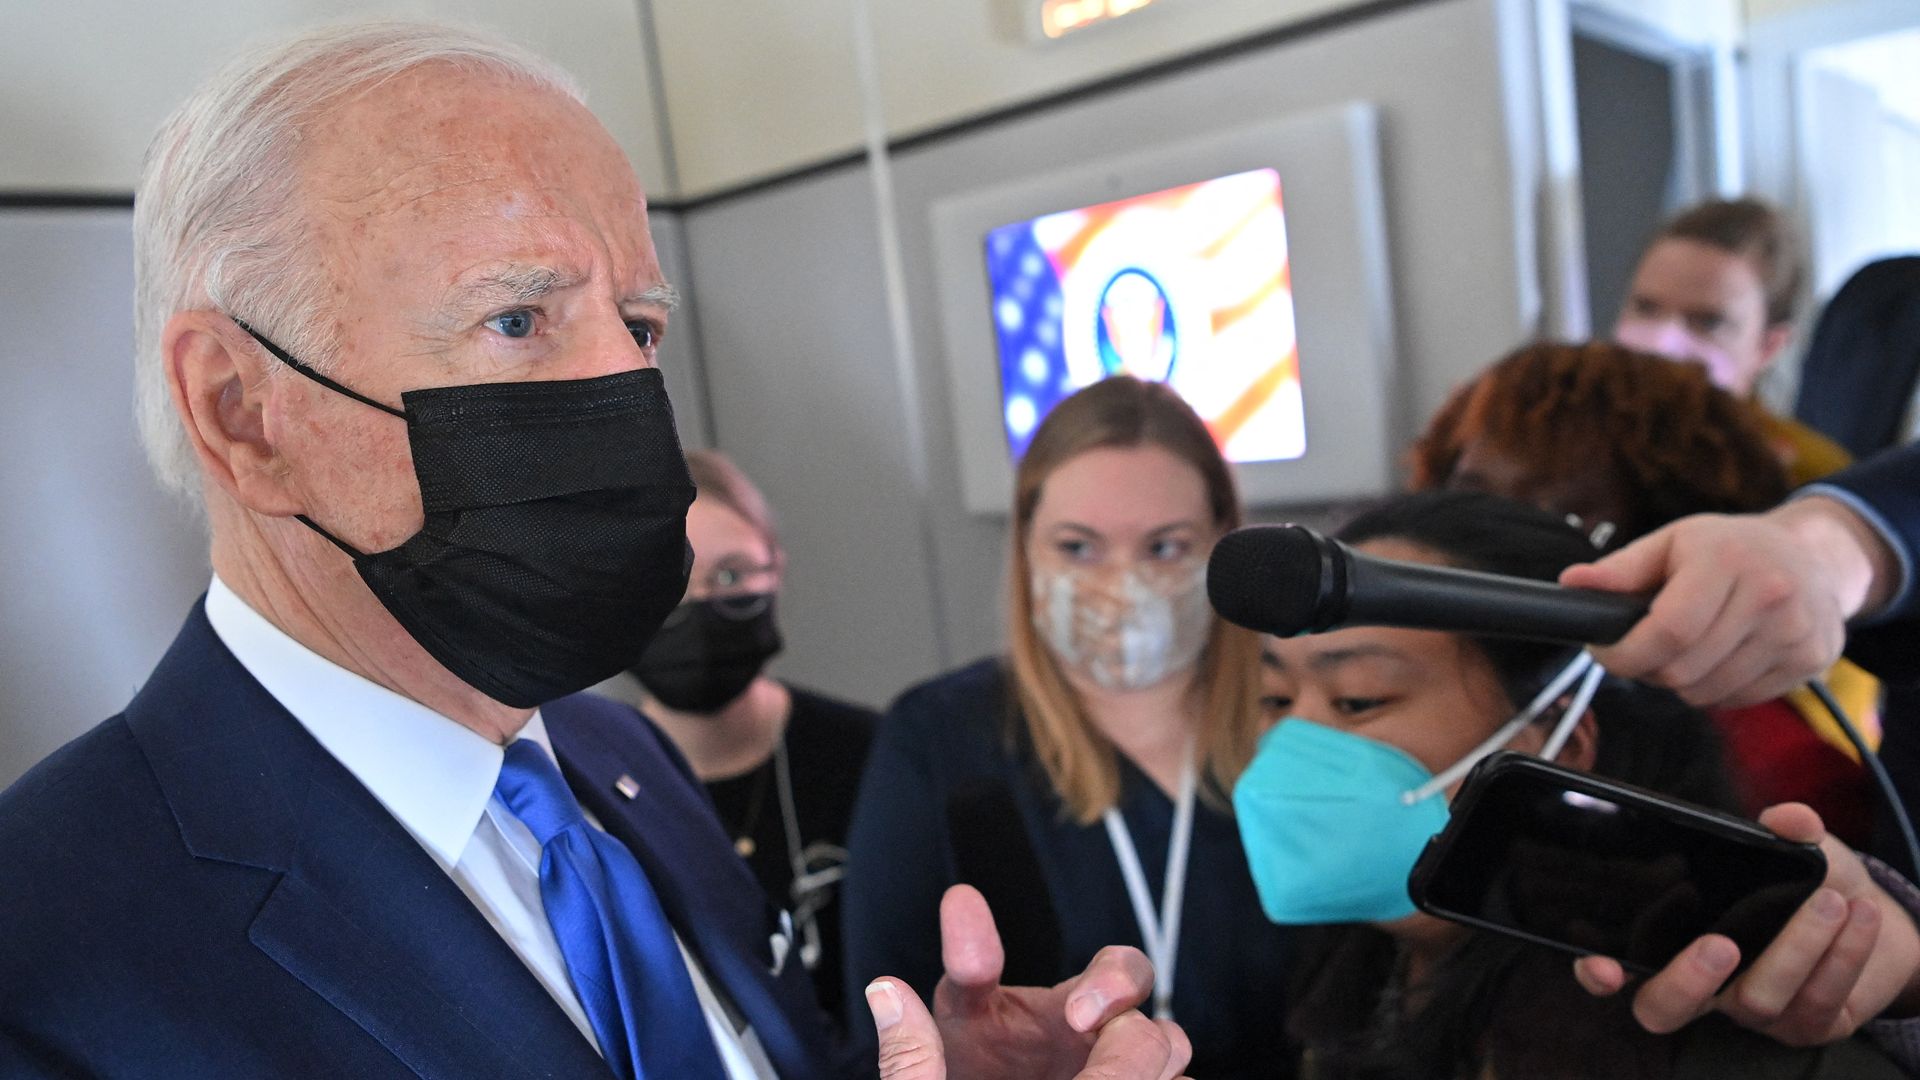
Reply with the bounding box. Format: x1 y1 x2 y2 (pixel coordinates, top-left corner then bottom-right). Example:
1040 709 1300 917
249 760 613 1080
127 603 612 1080
545 693 840 1080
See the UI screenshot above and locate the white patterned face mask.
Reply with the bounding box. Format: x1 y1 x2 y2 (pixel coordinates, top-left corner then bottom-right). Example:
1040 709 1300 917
1031 560 1214 691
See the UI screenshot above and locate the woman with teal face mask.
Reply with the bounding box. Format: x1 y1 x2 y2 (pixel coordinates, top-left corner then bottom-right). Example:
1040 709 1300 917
1237 490 1906 1080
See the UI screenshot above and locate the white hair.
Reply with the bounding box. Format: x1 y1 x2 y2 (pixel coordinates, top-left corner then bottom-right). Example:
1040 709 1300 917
132 21 586 500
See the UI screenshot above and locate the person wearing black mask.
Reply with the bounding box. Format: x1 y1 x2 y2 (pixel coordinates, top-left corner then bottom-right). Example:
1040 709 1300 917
0 23 1192 1080
596 449 877 1029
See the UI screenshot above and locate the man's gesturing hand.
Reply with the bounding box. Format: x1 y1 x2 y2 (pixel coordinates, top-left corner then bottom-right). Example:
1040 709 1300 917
867 885 1192 1080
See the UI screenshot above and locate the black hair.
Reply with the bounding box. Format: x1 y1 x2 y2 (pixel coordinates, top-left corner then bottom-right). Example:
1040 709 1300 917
1292 490 1738 1080
1333 491 1734 803
1337 489 1602 710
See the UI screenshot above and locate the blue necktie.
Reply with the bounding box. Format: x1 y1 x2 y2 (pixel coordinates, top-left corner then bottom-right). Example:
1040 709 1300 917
494 740 730 1080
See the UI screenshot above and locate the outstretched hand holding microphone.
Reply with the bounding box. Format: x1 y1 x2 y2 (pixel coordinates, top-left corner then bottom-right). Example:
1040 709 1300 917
1207 512 1920 1048
1560 495 1901 709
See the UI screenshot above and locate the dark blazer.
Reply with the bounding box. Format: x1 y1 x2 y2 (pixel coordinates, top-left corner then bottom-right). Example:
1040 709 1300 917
1820 449 1920 689
1794 257 1920 459
1821 446 1920 876
0 600 857 1079
1826 444 1920 661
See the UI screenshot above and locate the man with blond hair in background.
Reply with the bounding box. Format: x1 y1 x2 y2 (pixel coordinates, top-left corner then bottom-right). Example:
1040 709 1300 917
1614 197 1851 486
0 23 1187 1080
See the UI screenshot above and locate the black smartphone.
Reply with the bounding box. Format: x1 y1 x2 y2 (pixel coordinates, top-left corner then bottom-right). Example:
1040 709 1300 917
1408 751 1828 975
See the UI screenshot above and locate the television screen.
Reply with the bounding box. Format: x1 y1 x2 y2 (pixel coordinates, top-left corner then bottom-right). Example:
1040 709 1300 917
982 167 1304 464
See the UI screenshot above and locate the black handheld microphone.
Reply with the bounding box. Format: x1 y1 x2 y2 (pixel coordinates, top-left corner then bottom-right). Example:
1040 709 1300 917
1206 524 1647 645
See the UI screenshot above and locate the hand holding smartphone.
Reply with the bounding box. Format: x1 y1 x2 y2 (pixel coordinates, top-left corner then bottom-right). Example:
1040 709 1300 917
1409 752 1828 975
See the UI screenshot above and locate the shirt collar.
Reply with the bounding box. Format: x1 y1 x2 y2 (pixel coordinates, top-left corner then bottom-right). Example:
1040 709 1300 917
204 575 547 870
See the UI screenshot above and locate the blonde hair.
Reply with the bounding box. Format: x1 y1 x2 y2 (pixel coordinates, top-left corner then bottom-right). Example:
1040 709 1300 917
1005 377 1264 824
686 449 782 566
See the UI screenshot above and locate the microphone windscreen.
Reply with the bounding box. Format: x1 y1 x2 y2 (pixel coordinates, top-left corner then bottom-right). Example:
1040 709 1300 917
1207 525 1329 636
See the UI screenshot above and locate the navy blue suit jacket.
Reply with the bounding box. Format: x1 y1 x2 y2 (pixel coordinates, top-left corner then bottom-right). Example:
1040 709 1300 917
0 601 860 1079
1826 445 1920 677
1818 446 1920 874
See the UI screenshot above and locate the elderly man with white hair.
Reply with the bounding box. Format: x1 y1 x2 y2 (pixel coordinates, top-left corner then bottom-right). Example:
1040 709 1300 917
0 23 1189 1080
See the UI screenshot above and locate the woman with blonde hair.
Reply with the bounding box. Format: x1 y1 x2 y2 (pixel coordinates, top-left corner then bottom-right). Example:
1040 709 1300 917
842 377 1296 1078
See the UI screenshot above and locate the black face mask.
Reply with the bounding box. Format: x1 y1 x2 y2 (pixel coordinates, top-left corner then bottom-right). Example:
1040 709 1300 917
629 594 783 713
238 320 695 709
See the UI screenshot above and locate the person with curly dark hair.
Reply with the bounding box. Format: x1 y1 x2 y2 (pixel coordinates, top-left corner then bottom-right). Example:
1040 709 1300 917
1408 340 1788 546
1409 340 1878 846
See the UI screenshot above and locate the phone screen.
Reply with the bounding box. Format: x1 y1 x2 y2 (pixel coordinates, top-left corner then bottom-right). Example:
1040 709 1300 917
1412 754 1827 974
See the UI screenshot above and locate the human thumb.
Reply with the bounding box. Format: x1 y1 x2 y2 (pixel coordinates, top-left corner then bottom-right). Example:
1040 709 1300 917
1559 526 1675 595
1755 802 1826 845
869 978 947 1080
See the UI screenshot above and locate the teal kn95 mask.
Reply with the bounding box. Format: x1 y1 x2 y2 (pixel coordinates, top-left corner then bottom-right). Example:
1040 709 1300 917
1231 719 1449 924
1232 651 1603 926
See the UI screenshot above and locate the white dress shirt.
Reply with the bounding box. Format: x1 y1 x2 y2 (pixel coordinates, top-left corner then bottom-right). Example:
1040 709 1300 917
205 577 776 1079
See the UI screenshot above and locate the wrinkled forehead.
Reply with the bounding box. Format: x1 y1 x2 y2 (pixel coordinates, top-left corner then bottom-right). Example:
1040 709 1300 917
295 65 654 270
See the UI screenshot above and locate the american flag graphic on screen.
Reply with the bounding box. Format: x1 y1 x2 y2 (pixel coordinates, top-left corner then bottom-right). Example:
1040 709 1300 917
983 167 1304 464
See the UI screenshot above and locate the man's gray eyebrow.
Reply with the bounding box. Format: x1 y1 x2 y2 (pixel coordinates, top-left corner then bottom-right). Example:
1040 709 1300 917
453 265 577 307
447 271 679 315
629 281 680 313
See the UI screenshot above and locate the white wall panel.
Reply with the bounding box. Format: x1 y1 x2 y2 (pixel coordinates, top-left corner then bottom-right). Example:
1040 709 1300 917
682 0 1541 702
647 209 715 451
0 209 208 787
0 0 670 196
653 0 1387 197
682 170 944 708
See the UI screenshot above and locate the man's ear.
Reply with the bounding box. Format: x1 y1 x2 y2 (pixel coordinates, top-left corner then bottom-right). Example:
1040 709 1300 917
163 311 303 516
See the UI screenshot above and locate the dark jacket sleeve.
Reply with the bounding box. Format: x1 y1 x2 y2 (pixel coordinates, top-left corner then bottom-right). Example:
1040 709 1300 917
0 1030 73 1079
1826 445 1920 682
839 680 964 1032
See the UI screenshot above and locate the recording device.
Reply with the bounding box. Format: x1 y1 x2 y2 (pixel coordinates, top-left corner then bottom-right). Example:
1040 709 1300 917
1206 524 1647 644
1205 522 1920 876
1409 752 1828 974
